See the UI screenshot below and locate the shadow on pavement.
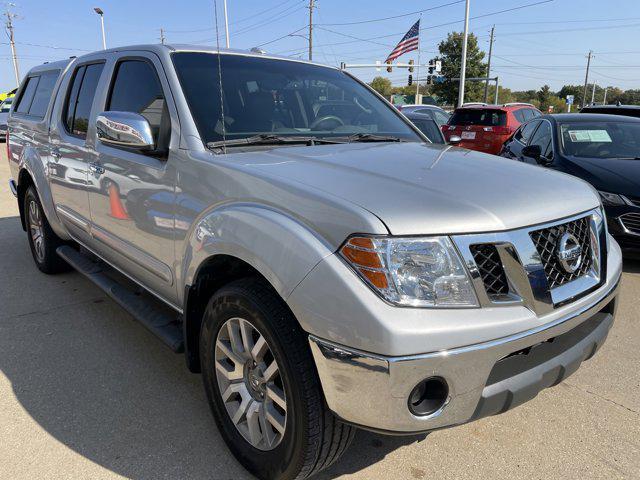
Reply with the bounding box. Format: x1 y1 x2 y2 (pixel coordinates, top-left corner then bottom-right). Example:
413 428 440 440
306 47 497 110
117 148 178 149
0 216 412 479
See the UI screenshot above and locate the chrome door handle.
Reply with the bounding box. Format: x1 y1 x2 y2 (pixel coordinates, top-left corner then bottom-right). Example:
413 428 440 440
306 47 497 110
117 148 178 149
89 162 105 175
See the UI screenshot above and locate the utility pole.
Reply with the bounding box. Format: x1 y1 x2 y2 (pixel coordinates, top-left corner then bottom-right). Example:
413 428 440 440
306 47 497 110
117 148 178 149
582 50 593 108
591 82 597 105
308 0 315 61
483 25 495 103
458 0 471 107
3 4 20 86
222 0 229 48
159 27 166 44
603 87 608 105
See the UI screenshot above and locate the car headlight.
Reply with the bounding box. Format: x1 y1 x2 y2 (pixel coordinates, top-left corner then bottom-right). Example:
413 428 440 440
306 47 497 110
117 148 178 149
598 191 626 206
340 236 478 308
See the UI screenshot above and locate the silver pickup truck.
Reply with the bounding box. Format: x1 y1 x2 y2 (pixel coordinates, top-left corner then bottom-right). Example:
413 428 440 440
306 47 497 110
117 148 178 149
7 45 622 480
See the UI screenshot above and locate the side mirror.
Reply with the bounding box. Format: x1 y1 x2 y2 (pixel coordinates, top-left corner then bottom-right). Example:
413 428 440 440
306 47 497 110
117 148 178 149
522 144 542 160
96 111 154 150
448 135 462 145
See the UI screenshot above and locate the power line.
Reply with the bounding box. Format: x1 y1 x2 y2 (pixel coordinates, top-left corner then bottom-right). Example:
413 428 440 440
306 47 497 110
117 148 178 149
232 2 306 36
316 0 464 26
229 0 297 26
281 0 555 51
255 26 307 48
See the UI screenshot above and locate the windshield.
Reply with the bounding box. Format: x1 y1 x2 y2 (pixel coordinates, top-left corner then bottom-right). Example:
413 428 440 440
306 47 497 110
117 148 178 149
171 52 421 145
450 108 506 126
0 99 12 113
560 121 640 159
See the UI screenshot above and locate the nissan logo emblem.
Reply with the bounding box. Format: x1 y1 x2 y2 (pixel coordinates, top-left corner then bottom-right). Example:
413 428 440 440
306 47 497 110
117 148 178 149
557 232 583 273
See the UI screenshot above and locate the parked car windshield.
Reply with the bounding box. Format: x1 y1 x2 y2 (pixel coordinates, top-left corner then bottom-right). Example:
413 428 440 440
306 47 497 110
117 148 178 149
559 121 640 159
171 52 421 145
449 108 507 126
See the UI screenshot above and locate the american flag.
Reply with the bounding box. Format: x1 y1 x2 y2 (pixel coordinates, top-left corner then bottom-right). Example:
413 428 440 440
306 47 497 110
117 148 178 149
385 20 420 63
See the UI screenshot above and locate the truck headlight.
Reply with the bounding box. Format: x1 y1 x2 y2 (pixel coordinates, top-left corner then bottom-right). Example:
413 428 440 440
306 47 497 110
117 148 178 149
340 236 478 308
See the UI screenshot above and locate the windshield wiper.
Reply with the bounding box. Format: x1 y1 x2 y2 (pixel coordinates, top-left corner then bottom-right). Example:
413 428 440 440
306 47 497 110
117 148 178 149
327 133 404 143
207 134 344 151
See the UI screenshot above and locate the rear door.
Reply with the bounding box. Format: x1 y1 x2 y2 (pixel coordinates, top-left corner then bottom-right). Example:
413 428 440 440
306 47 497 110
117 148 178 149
87 52 178 305
48 59 106 244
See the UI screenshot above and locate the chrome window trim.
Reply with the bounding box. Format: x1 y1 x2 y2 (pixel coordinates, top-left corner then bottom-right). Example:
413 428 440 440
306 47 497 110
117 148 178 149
452 208 604 316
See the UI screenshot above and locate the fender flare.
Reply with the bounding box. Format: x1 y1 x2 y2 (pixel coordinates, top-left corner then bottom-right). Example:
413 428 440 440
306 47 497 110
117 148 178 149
181 203 336 302
17 146 70 239
179 203 337 372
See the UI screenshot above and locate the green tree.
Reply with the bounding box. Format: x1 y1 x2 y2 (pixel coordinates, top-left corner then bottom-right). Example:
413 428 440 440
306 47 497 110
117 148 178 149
369 76 393 97
431 32 487 106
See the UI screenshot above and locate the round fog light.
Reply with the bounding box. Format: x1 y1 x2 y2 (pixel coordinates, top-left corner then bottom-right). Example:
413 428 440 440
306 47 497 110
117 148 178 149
408 377 449 417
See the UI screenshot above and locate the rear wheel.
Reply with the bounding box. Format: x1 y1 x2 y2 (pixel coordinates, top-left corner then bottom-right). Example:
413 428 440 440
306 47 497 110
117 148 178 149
24 186 69 274
200 278 355 480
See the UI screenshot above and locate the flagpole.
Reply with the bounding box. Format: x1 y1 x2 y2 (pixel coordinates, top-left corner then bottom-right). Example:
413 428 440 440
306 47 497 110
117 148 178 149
415 15 421 100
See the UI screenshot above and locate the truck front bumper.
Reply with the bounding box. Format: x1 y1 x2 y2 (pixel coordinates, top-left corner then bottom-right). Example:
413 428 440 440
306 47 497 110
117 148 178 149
309 275 620 434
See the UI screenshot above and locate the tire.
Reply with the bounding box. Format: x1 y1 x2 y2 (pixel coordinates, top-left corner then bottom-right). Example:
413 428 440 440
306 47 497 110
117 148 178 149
200 278 355 480
24 185 69 274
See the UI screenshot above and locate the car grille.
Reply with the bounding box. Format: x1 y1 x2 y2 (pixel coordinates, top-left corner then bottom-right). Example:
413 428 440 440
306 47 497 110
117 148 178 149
529 216 593 289
619 212 640 235
470 244 509 298
625 195 640 208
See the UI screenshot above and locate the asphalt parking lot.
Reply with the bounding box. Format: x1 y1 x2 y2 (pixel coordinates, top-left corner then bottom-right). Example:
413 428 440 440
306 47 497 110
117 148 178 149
0 148 638 480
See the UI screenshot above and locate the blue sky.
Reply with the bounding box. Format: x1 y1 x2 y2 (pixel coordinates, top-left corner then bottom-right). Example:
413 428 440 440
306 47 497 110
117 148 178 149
2 0 640 94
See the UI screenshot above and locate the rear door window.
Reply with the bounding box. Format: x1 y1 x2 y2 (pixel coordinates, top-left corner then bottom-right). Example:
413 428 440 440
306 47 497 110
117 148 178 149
15 76 39 114
27 71 60 118
450 109 507 126
513 109 526 123
64 63 105 138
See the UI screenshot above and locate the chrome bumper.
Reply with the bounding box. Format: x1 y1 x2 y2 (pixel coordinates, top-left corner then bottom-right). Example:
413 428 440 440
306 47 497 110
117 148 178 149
8 179 17 197
309 274 620 434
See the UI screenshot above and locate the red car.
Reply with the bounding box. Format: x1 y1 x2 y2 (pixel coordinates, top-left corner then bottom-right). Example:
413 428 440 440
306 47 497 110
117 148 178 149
442 103 542 155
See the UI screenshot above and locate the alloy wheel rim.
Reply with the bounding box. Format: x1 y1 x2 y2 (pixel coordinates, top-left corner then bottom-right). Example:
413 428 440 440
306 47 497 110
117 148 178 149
215 317 287 451
28 200 45 262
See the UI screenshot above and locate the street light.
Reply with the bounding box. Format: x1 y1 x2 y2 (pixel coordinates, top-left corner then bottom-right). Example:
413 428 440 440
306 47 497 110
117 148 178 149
94 7 106 50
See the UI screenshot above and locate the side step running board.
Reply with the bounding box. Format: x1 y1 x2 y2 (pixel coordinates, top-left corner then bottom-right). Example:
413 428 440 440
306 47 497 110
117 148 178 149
57 245 184 353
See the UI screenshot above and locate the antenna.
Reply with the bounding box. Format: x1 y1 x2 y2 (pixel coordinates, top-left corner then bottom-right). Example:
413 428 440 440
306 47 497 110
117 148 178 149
213 0 227 153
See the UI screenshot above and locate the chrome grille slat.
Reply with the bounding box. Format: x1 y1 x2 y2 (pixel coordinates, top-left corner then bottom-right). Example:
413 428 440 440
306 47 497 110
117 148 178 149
529 217 593 289
619 212 640 234
470 244 509 298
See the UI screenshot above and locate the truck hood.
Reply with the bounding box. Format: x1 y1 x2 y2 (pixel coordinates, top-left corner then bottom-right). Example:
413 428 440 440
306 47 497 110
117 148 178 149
238 142 600 235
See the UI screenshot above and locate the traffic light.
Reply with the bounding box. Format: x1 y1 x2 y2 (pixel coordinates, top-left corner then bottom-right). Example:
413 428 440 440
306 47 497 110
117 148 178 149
408 75 413 86
386 61 392 73
408 59 414 73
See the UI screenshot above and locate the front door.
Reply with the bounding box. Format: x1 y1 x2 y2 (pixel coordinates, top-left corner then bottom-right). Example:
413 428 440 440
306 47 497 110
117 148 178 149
87 53 178 306
48 60 106 245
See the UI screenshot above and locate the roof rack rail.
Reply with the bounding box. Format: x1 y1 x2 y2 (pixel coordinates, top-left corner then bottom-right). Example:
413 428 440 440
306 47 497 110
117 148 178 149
461 102 488 106
502 102 535 107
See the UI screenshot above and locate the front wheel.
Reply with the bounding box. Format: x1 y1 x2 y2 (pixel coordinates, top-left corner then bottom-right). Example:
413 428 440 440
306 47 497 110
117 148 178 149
200 278 354 480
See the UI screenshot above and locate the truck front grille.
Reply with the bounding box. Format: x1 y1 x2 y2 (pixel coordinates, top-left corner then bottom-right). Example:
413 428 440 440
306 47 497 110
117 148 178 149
470 244 509 298
619 212 640 235
529 216 593 289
